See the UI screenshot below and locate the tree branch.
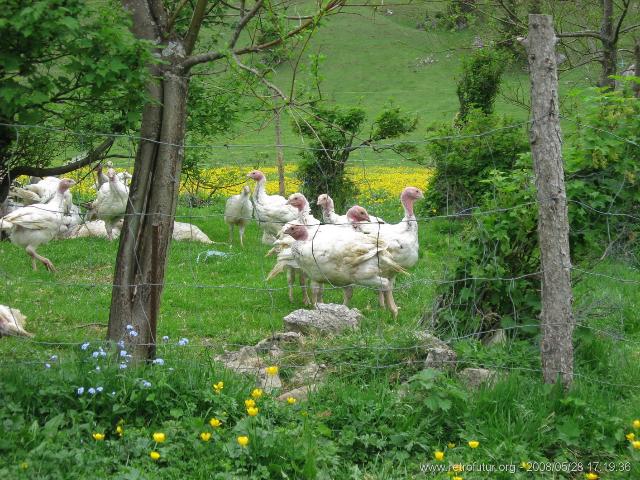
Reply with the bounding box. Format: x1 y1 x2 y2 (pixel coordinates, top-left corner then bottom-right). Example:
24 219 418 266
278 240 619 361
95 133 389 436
182 0 344 70
10 137 114 177
619 23 640 35
613 0 631 43
166 0 191 32
229 0 264 50
557 30 603 40
183 0 209 55
231 53 286 100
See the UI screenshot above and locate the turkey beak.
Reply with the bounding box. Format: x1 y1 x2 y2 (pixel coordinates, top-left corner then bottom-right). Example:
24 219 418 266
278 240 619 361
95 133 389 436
416 190 424 199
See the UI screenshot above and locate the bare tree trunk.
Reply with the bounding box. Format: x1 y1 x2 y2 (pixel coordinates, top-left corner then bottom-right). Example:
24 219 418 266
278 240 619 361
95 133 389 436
108 0 188 361
524 14 574 388
275 107 285 196
599 0 616 89
634 38 640 98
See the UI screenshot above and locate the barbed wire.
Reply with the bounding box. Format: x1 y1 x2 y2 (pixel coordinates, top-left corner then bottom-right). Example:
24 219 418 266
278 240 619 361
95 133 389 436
2 115 639 395
0 119 532 152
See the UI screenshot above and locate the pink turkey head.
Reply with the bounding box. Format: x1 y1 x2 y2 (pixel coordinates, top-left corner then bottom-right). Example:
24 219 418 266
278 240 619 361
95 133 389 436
287 193 308 211
316 194 334 211
346 205 370 223
246 170 265 181
58 178 76 192
284 224 308 240
400 186 423 217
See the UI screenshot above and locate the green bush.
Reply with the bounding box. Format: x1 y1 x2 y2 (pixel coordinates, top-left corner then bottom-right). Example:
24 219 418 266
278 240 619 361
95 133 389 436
434 162 540 335
456 48 506 122
565 87 640 258
296 103 417 214
423 110 529 214
432 87 640 336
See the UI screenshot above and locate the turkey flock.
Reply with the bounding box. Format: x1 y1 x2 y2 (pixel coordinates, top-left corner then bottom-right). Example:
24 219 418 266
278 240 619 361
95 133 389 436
1 166 422 319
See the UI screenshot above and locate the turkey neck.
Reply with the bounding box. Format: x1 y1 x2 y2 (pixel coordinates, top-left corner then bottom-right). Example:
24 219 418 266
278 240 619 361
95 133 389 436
48 189 68 212
109 178 128 198
400 194 417 232
252 177 268 203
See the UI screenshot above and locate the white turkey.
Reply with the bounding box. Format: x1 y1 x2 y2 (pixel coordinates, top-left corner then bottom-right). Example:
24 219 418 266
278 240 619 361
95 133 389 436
93 163 109 190
0 305 33 337
351 187 423 308
266 193 320 304
0 178 75 271
172 222 214 244
279 223 406 318
10 177 74 215
247 170 297 244
87 168 129 240
316 193 386 225
224 185 252 246
64 219 123 239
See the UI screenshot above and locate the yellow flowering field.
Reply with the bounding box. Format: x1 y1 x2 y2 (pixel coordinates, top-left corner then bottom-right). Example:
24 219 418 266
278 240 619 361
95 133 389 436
37 164 431 204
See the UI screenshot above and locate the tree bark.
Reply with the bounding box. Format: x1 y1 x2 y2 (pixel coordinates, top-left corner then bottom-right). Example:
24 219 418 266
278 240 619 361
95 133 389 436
274 107 286 196
599 0 616 89
634 38 640 98
524 14 574 388
108 0 188 361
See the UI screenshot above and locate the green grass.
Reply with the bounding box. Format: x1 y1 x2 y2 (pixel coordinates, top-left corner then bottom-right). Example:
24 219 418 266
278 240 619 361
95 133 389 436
2 195 640 477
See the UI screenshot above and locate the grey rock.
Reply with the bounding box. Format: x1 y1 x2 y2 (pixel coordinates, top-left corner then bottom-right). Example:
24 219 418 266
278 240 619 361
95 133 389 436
459 368 498 389
283 304 362 335
214 346 263 375
291 362 326 386
255 331 303 353
413 331 450 356
277 384 317 403
259 371 283 392
425 347 457 370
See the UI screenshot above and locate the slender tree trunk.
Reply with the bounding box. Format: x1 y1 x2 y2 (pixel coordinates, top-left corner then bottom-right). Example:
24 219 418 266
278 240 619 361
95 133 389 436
599 0 616 89
634 38 640 98
524 14 574 388
108 0 189 360
275 107 285 196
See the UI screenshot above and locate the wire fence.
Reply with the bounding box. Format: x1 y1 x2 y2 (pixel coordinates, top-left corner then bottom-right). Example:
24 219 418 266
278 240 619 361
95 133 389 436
1 115 639 395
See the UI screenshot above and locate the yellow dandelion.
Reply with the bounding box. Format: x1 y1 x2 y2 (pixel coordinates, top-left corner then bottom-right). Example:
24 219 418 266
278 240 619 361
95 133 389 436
209 418 222 428
584 473 598 480
247 406 259 417
153 432 166 443
447 442 455 448
287 397 297 405
626 432 635 441
434 450 444 461
200 432 212 442
244 399 256 409
92 433 105 441
213 381 224 393
453 476 463 480
150 451 160 461
116 425 124 437
521 462 532 471
251 388 263 399
452 464 464 472
237 435 249 447
468 440 479 448
633 440 640 450
20 462 28 470
633 419 640 429
265 366 279 376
